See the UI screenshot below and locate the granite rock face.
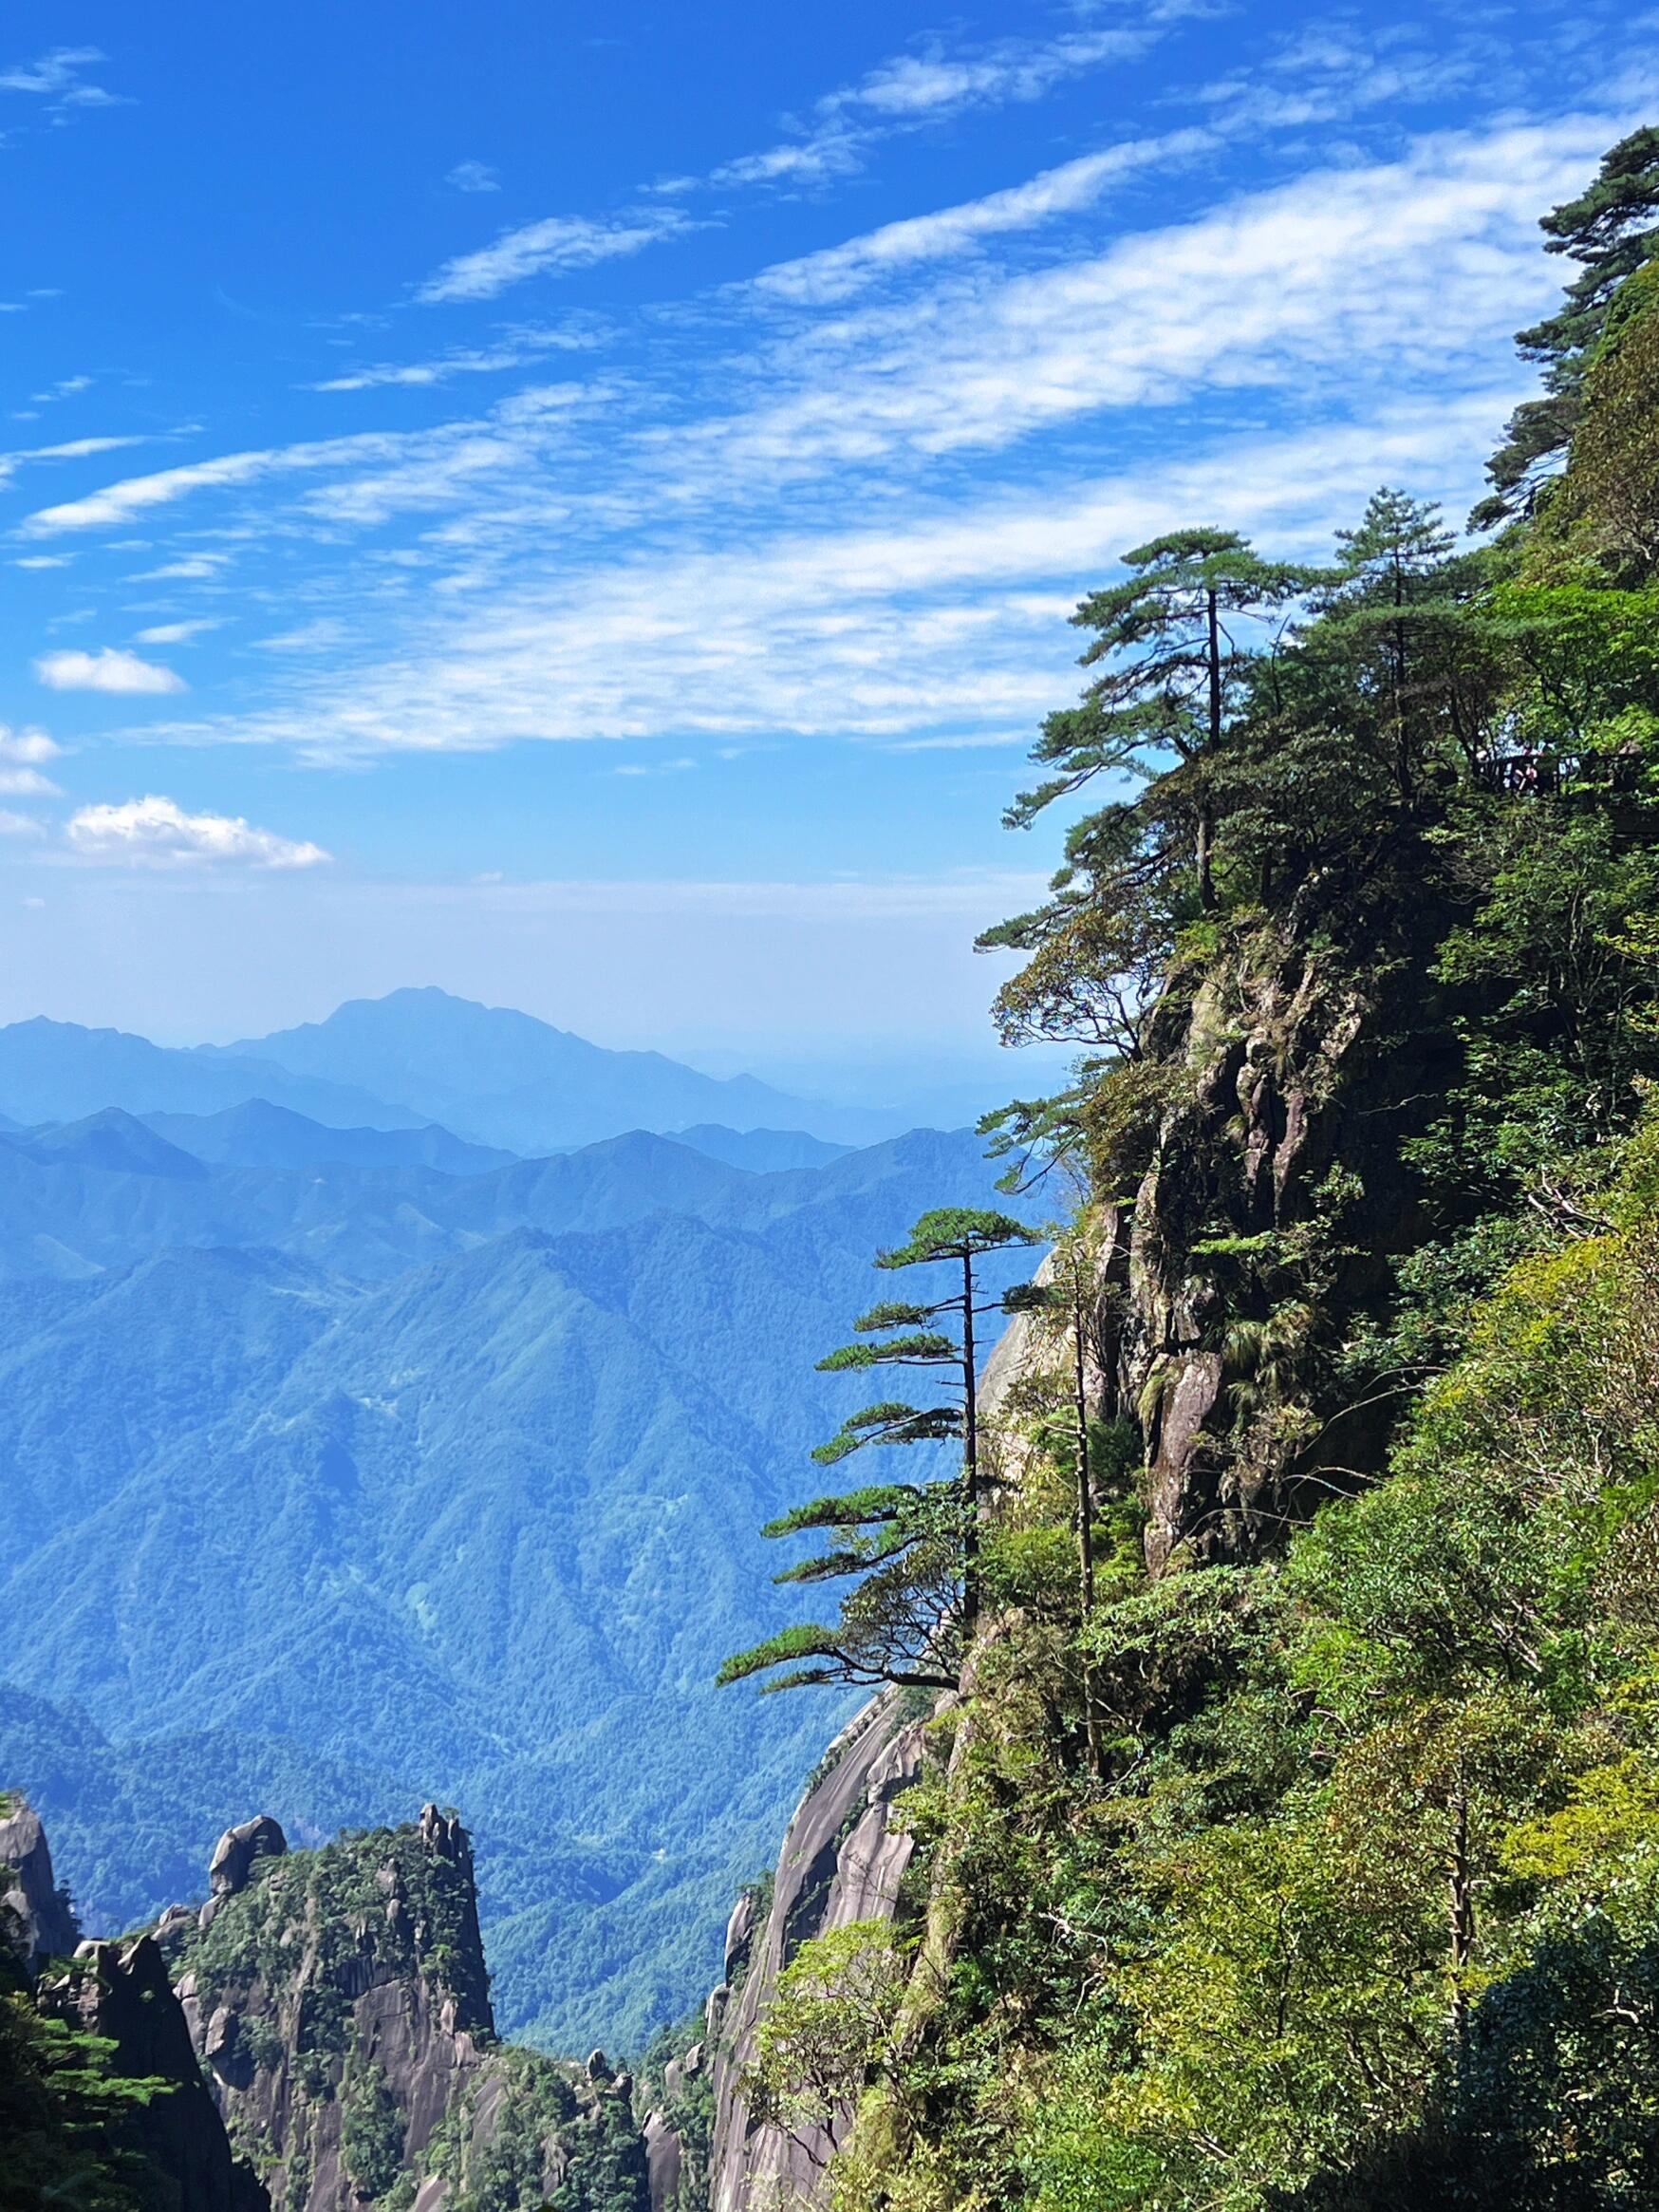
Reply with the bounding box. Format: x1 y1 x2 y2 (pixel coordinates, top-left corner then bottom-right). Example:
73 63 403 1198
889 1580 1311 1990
4 1794 268 2212
210 1813 289 1897
47 1932 270 2212
704 1695 928 2212
163 1808 646 2212
0 1795 78 1966
1106 930 1441 1572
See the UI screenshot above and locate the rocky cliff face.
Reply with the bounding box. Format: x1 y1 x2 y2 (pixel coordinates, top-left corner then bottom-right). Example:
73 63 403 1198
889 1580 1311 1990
680 1270 1072 2212
687 947 1432 2208
48 1932 271 2212
0 1794 78 1967
155 1806 647 2212
1103 925 1445 1572
699 1696 927 2212
3 1790 269 2212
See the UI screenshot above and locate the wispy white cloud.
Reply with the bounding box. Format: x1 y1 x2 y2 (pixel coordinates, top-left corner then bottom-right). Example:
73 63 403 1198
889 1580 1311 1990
0 764 62 797
677 119 1617 485
133 619 218 645
133 394 1519 761
65 795 330 869
257 618 348 653
34 647 186 695
25 430 412 534
755 126 1215 304
132 555 232 581
446 160 500 193
307 325 597 391
28 392 599 538
17 108 1633 776
29 374 94 404
830 25 1165 117
710 131 865 191
708 16 1184 192
0 809 45 837
0 46 123 111
416 208 691 304
0 432 144 489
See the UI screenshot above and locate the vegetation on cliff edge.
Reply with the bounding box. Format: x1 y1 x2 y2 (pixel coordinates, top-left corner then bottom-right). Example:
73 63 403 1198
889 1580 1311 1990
736 127 1659 2212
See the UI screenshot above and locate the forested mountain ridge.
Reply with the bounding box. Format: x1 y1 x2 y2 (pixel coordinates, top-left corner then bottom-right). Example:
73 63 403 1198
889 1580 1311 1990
707 130 1659 2211
0 1119 1033 2053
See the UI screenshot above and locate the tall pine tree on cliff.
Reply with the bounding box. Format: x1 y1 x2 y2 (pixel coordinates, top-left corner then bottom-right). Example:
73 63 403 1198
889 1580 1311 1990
980 532 1312 1065
1477 125 1659 525
718 1208 1040 1695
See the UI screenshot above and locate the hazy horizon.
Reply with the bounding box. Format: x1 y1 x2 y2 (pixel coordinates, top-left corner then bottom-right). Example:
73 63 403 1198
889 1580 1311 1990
0 0 1645 1049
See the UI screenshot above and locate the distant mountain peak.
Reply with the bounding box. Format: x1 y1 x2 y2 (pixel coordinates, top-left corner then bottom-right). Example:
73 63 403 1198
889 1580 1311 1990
12 1106 208 1181
216 989 894 1153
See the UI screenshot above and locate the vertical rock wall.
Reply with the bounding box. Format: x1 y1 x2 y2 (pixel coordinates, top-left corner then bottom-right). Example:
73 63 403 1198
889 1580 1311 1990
705 1696 927 2212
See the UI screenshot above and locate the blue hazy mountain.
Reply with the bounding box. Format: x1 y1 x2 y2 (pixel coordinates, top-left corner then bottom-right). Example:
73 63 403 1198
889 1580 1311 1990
142 1098 515 1176
6 1107 209 1180
0 1015 421 1130
669 1123 851 1173
0 1104 1033 2049
0 1113 977 1287
212 986 897 1150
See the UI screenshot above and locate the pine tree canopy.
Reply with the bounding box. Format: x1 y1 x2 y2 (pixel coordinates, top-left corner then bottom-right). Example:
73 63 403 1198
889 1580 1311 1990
1479 125 1659 524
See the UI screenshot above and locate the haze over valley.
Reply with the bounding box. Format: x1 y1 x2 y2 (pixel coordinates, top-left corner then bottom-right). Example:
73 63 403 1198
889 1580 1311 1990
0 985 1034 2046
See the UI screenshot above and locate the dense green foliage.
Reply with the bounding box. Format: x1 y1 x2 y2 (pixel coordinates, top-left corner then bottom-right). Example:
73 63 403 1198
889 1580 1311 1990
0 1938 165 2212
740 133 1659 2211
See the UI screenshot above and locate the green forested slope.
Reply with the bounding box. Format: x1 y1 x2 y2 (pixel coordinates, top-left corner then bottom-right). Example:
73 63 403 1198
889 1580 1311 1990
736 130 1659 2210
0 1128 1030 2052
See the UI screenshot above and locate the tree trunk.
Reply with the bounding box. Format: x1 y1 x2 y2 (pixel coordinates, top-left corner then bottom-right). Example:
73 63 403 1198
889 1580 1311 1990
960 1250 979 1642
1391 559 1413 806
1199 587 1221 910
1072 1288 1102 1778
1447 1783 1475 2043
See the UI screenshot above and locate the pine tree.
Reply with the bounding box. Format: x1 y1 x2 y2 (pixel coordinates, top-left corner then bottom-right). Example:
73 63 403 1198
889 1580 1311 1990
980 530 1313 1052
1314 490 1469 803
1477 126 1659 526
1004 529 1314 909
718 1209 1041 1695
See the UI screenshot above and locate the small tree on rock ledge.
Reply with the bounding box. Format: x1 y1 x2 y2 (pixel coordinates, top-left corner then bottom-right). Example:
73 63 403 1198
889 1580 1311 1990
718 1207 1042 1696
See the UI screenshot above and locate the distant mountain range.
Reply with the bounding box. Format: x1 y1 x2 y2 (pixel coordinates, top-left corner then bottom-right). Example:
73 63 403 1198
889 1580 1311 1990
0 1024 1036 2049
0 988 904 1151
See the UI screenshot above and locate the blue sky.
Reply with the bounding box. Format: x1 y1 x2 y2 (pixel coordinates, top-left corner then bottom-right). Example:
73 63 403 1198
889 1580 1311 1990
0 1 1650 1091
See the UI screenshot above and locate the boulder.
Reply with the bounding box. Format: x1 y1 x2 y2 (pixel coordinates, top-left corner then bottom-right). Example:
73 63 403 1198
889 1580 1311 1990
208 1814 287 1899
643 2110 683 2212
